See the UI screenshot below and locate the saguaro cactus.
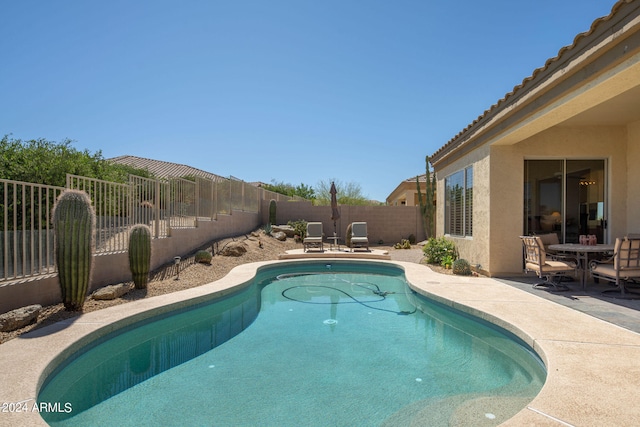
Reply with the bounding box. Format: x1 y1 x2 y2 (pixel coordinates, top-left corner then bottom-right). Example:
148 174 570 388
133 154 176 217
129 224 152 289
52 189 95 311
268 199 277 225
417 155 436 239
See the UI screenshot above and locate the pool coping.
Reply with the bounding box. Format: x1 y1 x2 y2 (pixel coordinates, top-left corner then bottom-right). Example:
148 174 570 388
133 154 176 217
0 259 639 426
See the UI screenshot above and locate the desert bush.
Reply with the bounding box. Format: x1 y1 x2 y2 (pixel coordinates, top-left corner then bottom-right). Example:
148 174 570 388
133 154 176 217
287 219 308 239
263 223 272 235
195 250 213 264
452 259 472 275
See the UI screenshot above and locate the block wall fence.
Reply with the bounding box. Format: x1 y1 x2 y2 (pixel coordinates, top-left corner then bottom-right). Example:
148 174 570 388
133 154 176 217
261 200 426 245
2 202 425 313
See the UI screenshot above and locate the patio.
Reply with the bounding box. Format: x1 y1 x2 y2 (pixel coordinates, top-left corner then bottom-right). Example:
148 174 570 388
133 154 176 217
498 274 640 334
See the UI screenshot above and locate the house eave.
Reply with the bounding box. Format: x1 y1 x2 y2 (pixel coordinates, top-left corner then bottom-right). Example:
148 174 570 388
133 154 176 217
430 0 640 168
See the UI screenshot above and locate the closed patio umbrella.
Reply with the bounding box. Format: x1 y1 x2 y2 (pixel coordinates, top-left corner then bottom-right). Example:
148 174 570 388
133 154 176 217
330 182 340 236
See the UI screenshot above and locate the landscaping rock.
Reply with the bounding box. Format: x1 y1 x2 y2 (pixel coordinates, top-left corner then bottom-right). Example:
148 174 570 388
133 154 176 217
272 231 287 241
220 241 248 257
92 283 132 300
0 305 42 332
272 225 295 238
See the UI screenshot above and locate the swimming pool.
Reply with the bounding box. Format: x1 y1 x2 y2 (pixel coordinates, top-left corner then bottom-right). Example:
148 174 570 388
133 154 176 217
38 261 545 426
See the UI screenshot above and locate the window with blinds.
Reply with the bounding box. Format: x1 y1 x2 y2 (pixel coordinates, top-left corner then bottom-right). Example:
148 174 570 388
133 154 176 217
445 166 473 237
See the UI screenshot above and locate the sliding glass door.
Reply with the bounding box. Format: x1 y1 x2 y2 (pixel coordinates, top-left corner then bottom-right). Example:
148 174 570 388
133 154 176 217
524 159 606 243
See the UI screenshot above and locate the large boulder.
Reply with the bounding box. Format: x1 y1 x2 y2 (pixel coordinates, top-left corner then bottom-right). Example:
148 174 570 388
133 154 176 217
92 283 132 300
0 304 42 332
272 231 287 241
272 225 295 238
220 241 248 257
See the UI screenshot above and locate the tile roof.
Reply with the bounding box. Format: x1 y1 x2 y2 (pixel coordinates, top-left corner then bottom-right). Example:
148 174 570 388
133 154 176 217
109 155 225 181
431 0 632 162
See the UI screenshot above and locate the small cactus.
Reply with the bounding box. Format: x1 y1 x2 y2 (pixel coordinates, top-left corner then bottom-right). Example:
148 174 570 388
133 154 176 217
394 239 412 249
452 259 472 276
195 250 212 264
52 189 96 311
129 224 152 289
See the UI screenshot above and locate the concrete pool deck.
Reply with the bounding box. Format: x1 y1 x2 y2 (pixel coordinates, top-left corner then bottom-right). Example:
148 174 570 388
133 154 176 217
0 259 639 426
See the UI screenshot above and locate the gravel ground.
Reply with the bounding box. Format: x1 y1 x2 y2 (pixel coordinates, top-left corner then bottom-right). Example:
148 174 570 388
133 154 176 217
0 230 431 344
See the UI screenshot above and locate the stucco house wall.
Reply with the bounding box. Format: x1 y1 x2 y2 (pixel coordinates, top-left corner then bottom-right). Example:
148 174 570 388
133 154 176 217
436 144 491 273
431 1 640 276
628 119 640 232
492 126 629 275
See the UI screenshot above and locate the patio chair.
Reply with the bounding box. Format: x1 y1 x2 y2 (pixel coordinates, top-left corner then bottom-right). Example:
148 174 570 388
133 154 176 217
590 237 640 298
303 222 324 252
520 236 577 291
535 232 560 253
534 232 574 282
350 222 369 252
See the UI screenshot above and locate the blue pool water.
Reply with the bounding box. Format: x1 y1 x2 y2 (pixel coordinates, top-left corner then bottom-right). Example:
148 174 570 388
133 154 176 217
38 262 545 426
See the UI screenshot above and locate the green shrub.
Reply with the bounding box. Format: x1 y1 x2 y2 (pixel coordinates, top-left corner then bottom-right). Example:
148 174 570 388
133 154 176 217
441 254 455 268
452 259 472 275
422 237 457 265
195 250 212 264
287 219 308 239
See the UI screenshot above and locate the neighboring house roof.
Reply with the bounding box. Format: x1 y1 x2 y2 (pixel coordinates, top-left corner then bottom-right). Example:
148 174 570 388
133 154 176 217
431 0 636 165
386 174 428 205
109 155 225 182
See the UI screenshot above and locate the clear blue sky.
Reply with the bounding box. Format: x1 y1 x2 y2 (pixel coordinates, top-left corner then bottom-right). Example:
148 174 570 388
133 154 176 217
1 0 615 202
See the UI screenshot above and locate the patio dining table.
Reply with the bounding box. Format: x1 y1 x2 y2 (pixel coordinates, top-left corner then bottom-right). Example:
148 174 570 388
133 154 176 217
548 243 615 289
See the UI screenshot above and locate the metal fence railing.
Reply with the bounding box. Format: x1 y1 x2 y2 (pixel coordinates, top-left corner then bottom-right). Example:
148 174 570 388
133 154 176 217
1 179 65 282
67 174 131 253
2 174 302 283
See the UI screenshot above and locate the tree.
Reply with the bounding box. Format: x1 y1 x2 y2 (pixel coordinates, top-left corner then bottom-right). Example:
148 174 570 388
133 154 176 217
263 180 315 200
314 179 371 206
417 156 436 238
0 135 152 186
293 183 315 200
1 135 153 230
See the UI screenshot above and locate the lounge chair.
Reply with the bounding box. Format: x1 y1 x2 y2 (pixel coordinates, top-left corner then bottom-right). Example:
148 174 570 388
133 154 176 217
520 236 577 291
350 222 369 252
590 237 640 298
303 222 324 252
